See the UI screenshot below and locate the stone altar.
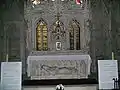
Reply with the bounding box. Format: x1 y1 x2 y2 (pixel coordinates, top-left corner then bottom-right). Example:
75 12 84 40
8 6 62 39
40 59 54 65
27 54 91 80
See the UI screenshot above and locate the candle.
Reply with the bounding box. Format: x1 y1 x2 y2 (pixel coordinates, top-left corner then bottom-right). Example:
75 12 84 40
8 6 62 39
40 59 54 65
6 54 8 62
112 52 114 60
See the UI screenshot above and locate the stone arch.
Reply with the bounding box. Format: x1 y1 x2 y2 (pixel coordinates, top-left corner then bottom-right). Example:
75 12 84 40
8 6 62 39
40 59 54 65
36 18 48 51
49 18 66 50
35 18 48 28
69 19 81 50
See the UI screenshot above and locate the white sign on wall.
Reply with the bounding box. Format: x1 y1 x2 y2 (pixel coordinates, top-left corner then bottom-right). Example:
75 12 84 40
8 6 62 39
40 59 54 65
98 60 118 89
1 62 22 90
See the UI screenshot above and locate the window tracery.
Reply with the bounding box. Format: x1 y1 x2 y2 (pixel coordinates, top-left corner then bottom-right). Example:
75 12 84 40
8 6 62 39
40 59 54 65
36 19 48 51
69 20 81 50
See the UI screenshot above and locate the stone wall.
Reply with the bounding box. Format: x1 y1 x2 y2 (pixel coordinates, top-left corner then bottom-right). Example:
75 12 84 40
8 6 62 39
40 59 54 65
0 1 26 74
89 0 112 73
111 0 120 70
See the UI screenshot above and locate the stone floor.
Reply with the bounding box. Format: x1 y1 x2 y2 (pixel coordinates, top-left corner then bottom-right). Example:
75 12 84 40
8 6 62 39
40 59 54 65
23 84 98 90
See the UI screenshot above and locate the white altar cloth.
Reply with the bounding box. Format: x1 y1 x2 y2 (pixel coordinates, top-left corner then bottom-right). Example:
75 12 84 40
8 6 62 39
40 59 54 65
27 55 91 80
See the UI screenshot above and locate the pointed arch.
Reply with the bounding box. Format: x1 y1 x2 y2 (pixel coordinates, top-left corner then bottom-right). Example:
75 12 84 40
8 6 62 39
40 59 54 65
69 23 74 50
36 19 48 51
69 19 81 50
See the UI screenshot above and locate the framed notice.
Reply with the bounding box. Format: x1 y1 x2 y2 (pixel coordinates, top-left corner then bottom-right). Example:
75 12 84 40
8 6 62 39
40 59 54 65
1 62 22 90
98 60 118 89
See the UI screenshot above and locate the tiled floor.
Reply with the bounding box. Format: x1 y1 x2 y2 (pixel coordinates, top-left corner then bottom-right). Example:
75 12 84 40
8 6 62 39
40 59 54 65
23 84 98 90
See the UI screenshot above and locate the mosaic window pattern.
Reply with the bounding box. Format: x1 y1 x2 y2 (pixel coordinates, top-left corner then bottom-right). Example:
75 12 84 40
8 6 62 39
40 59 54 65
69 20 80 50
36 20 48 51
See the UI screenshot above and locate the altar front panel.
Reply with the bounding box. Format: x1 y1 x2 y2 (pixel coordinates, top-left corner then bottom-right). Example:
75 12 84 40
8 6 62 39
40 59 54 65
27 55 91 80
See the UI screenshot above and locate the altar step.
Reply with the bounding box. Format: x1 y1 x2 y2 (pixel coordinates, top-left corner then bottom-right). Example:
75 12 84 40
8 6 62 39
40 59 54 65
23 79 98 90
22 78 98 86
23 84 97 90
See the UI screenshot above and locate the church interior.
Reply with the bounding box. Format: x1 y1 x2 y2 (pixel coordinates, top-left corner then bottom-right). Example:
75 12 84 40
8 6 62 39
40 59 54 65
0 0 120 89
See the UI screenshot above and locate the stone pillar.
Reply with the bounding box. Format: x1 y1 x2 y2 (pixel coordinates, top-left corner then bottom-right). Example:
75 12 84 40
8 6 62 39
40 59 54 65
3 24 8 61
0 18 4 61
20 21 26 75
102 0 112 59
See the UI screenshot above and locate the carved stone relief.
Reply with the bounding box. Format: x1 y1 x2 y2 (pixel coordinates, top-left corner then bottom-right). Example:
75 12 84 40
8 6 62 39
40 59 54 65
24 0 90 52
27 55 91 79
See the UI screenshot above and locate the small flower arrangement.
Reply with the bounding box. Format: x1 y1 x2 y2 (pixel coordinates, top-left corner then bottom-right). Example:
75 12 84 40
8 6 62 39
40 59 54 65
56 84 64 90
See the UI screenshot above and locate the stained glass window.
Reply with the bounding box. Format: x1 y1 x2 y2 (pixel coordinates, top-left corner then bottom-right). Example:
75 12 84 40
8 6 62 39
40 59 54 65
69 20 80 50
36 20 48 51
69 25 74 50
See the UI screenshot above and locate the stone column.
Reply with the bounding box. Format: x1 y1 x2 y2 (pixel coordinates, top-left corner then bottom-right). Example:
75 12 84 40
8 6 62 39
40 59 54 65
102 0 112 59
0 19 4 61
3 24 8 61
20 21 26 75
